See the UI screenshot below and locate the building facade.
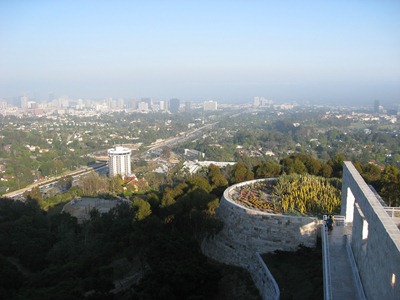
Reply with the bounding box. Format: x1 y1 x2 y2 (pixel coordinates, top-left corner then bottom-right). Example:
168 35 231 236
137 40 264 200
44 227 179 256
108 146 132 177
169 98 180 113
203 100 217 111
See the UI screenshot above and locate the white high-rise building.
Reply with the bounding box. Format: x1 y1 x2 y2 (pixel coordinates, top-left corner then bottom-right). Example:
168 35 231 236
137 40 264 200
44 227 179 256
138 101 149 112
203 100 218 111
254 96 273 107
253 97 261 107
159 100 166 111
108 146 132 177
21 96 28 109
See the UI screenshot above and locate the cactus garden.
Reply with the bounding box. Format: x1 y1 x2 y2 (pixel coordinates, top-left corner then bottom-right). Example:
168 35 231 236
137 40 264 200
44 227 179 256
231 174 341 216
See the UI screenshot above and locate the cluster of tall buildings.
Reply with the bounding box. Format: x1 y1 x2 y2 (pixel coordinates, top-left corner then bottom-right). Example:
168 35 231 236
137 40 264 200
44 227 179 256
203 100 218 111
253 96 273 107
373 99 400 115
0 93 227 116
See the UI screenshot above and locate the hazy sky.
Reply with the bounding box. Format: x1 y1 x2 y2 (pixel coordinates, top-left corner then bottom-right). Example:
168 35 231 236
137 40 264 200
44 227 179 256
1 1 399 104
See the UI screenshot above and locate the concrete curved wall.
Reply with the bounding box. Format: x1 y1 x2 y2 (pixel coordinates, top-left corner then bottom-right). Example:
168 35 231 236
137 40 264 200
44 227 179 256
202 179 320 299
203 179 320 264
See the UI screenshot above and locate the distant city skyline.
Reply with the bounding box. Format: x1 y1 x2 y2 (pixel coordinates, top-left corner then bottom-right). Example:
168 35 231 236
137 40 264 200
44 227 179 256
1 1 399 105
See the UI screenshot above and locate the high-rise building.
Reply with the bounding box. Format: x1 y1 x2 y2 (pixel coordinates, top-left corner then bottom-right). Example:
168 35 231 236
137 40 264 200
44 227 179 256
159 100 166 111
107 97 117 109
141 97 153 108
169 98 180 113
108 146 132 178
374 100 380 113
203 100 218 111
0 99 8 110
76 99 84 110
60 97 69 108
185 101 191 112
254 96 272 107
253 97 260 107
138 102 149 112
117 98 124 109
127 99 137 109
20 96 28 109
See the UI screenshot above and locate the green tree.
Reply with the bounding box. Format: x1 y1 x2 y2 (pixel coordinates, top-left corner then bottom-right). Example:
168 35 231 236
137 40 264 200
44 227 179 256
208 164 228 188
295 153 322 176
108 175 123 194
132 197 152 221
146 192 161 212
8 156 35 188
188 176 213 193
380 165 400 206
231 162 254 184
57 175 73 190
161 189 176 208
320 164 333 178
161 146 171 159
23 186 43 205
78 171 108 196
53 159 64 176
361 163 382 183
281 157 307 175
254 161 281 178
39 161 53 177
328 153 345 178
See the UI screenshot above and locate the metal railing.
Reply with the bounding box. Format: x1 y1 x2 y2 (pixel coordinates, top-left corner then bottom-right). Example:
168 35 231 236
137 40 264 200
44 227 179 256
344 235 367 300
323 214 346 226
383 207 400 218
333 215 346 226
321 224 333 300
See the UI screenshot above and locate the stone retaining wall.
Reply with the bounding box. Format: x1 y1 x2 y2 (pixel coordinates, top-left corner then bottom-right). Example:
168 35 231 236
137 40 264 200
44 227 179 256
202 179 320 299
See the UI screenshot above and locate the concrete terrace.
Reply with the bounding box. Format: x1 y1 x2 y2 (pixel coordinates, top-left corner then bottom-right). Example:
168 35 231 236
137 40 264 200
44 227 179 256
323 221 365 300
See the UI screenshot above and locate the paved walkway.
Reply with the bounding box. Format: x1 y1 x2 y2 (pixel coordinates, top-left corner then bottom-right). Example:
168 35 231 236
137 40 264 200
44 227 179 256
326 223 361 300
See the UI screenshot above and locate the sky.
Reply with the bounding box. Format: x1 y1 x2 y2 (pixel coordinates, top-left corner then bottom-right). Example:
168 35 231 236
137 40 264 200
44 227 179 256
1 0 400 105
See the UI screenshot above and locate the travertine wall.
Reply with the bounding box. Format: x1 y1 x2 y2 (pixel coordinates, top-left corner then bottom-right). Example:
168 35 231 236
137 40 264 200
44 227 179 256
202 179 319 299
342 162 400 300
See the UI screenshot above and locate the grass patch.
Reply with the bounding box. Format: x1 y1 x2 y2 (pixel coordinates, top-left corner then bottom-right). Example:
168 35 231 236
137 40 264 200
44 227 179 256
209 261 261 300
262 240 323 300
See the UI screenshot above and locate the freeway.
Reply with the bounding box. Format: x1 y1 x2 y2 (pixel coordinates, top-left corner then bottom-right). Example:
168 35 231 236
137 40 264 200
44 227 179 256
2 164 108 201
146 122 218 152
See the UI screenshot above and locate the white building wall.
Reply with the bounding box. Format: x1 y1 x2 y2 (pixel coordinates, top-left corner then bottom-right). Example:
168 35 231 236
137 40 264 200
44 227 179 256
203 100 218 111
108 146 132 177
341 162 400 300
